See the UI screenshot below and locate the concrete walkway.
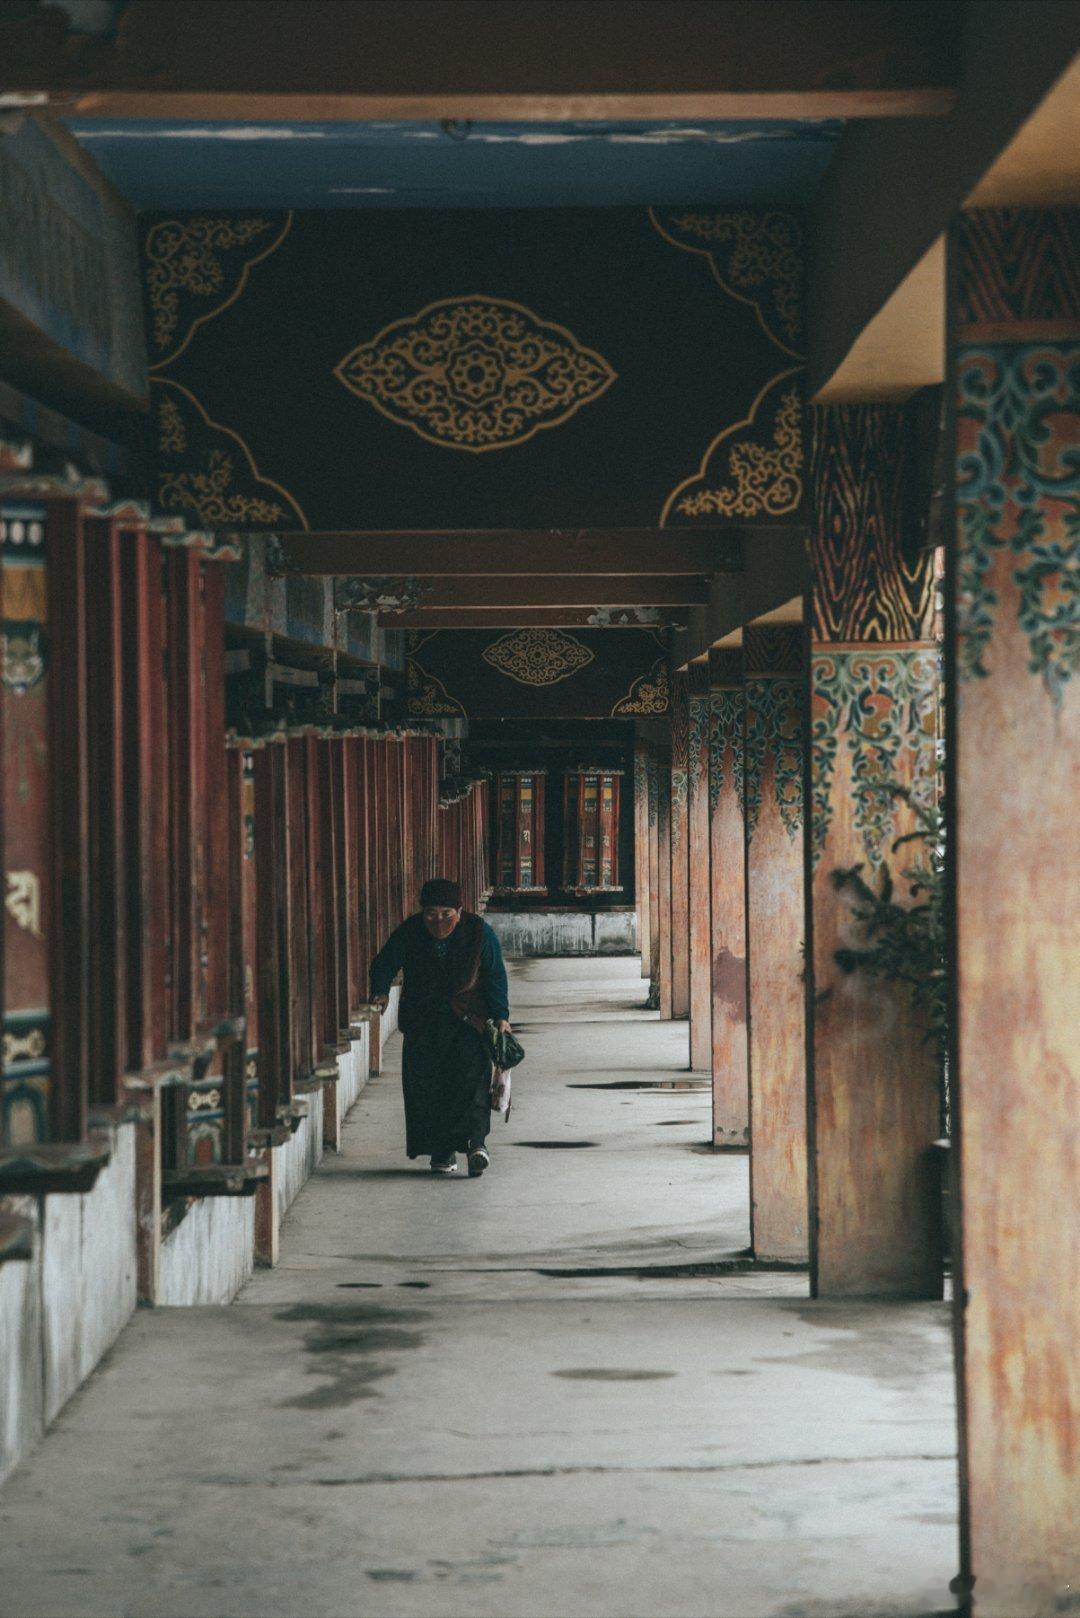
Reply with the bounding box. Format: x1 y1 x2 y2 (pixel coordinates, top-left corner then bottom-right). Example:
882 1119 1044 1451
0 958 960 1618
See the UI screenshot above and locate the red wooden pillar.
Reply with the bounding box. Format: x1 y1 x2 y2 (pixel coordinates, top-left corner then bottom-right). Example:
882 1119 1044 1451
807 404 941 1298
84 517 127 1110
743 624 808 1261
708 647 749 1146
253 742 293 1128
311 737 341 1056
237 749 260 1134
656 759 673 1020
687 660 712 1072
164 549 205 1049
202 563 229 1024
646 749 661 1002
668 671 690 1018
951 208 1079 1617
285 736 313 1084
355 735 372 998
633 743 651 980
338 738 360 1023
121 528 169 1077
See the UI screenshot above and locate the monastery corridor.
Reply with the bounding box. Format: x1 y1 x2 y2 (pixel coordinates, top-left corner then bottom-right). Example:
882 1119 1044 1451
0 960 958 1618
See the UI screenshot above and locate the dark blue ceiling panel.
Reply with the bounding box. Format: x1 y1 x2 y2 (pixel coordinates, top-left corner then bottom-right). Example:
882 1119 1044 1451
65 118 841 210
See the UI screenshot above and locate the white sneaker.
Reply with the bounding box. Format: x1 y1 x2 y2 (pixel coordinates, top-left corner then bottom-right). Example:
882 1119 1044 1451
430 1155 457 1174
467 1146 490 1178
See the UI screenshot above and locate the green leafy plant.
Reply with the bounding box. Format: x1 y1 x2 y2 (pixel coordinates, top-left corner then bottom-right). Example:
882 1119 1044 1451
831 784 948 1077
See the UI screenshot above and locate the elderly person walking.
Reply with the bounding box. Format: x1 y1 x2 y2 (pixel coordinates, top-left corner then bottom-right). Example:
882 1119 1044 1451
370 878 512 1177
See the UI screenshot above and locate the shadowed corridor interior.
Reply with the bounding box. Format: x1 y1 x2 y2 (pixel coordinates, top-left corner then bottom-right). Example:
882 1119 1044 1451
0 959 958 1618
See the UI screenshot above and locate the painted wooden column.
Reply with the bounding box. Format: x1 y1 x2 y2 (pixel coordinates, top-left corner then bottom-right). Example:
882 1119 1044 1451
646 748 661 1004
668 671 690 1018
708 647 749 1146
633 743 651 981
743 624 808 1261
656 759 673 1020
687 660 712 1071
951 208 1079 1618
808 404 941 1298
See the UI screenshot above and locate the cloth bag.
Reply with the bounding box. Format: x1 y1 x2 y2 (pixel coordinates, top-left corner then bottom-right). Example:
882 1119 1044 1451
484 1020 524 1119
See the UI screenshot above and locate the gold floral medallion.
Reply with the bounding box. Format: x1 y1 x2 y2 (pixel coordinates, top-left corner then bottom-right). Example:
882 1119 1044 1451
334 297 616 453
482 629 595 686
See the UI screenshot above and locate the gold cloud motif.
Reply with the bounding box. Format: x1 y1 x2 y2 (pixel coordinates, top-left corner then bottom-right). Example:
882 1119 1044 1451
661 369 804 527
482 629 594 686
406 658 465 717
334 296 617 453
145 213 293 367
153 379 309 530
612 658 670 716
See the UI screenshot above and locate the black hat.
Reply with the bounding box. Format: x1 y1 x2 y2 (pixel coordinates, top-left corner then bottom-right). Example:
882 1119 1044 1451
420 878 463 908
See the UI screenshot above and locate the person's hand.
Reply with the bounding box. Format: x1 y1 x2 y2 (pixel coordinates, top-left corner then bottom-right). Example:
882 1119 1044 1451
372 994 389 1013
497 1019 512 1035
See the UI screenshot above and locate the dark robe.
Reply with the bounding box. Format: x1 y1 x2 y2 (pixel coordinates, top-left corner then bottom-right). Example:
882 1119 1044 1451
369 913 510 1159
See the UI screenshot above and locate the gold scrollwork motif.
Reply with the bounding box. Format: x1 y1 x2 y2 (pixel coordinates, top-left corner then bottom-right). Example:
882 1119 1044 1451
482 629 594 687
158 396 186 454
145 215 291 363
675 388 803 520
334 297 617 453
612 658 670 716
406 658 465 717
649 208 803 355
661 369 803 527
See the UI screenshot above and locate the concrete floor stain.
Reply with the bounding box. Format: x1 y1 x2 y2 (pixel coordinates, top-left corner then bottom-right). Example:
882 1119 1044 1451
552 1368 676 1381
274 1302 428 1410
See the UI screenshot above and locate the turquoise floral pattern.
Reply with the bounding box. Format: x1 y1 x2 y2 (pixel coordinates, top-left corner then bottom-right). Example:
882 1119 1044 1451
745 676 802 842
956 342 1079 706
688 694 710 792
709 689 745 814
811 648 938 870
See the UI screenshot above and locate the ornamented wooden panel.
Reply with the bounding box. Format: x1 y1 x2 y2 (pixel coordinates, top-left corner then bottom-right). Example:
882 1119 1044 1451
493 771 547 894
563 770 622 893
141 206 804 531
1 502 51 1145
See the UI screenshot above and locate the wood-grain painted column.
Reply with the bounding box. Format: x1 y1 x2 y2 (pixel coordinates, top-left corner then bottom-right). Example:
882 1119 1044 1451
687 660 712 1071
808 404 941 1298
669 671 690 1019
951 208 1079 1618
708 647 748 1146
743 625 808 1261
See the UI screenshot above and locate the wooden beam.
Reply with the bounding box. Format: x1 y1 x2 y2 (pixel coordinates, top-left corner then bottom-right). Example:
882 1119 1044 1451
414 577 709 608
806 5 1078 398
281 530 742 577
382 609 684 628
13 1 959 117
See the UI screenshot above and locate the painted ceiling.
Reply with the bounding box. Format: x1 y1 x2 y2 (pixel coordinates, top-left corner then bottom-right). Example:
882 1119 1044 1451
65 118 842 210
